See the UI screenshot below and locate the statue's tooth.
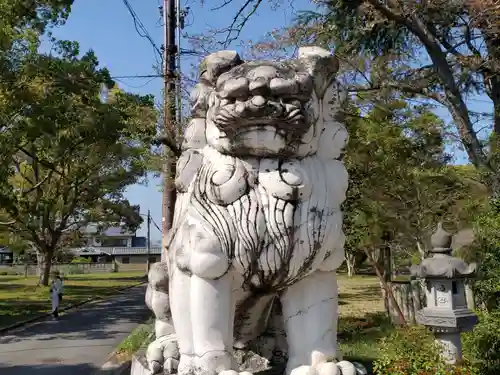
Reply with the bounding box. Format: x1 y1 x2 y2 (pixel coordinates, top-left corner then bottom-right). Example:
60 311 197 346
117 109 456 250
223 77 249 98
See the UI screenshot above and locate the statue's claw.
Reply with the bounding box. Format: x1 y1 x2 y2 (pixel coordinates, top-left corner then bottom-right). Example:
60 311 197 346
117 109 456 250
146 334 179 374
289 361 367 375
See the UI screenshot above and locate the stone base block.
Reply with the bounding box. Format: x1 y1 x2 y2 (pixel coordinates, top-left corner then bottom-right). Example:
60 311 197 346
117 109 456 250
130 352 151 375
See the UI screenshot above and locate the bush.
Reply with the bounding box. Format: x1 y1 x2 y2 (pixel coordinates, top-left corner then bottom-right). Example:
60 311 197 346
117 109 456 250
71 256 91 263
373 326 478 375
463 311 500 375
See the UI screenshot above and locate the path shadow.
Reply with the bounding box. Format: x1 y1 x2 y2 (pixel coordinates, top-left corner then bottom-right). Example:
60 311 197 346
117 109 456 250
0 362 100 375
0 283 147 330
0 285 151 344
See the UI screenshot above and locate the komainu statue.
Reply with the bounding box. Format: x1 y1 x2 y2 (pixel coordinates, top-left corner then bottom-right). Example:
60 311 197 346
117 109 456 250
144 46 365 375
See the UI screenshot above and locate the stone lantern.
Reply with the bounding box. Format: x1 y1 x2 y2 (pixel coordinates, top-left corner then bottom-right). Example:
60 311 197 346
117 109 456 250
410 223 478 364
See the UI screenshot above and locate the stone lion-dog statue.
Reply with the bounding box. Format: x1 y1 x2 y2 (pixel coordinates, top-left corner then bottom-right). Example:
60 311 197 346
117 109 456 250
144 46 365 375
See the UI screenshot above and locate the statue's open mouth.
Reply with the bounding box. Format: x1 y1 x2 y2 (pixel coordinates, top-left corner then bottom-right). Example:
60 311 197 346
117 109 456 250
212 95 306 134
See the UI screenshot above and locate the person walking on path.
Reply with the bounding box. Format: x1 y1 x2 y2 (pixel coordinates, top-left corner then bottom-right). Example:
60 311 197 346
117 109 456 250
49 272 64 319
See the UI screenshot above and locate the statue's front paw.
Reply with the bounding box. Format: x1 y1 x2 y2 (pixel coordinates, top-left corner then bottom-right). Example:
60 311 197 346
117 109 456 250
290 361 367 375
146 334 179 374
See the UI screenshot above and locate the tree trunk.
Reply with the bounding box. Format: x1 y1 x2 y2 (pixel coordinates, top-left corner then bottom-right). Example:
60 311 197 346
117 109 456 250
37 249 53 286
346 252 356 277
417 241 426 261
364 248 407 325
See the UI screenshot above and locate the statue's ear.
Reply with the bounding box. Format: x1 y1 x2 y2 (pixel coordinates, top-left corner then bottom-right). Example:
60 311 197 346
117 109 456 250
298 46 339 99
198 50 243 86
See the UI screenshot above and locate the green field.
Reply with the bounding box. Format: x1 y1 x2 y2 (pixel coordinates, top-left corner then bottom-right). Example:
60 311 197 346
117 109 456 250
337 274 393 370
0 271 147 329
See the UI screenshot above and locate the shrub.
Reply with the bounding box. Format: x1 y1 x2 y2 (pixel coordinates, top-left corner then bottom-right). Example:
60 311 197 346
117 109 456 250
463 311 500 375
373 326 479 375
71 256 91 263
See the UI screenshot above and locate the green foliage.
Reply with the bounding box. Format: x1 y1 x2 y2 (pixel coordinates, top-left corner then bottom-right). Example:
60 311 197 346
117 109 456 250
463 311 500 375
470 198 500 311
116 320 153 356
373 326 479 375
295 0 412 55
0 0 73 42
70 257 91 264
342 99 477 267
0 40 157 285
0 231 28 254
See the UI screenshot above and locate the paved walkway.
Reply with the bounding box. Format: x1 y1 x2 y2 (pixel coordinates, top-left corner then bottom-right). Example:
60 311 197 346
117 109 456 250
0 284 149 375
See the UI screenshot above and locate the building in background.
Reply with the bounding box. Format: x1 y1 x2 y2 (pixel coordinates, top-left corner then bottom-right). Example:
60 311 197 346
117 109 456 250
72 224 161 264
0 248 13 264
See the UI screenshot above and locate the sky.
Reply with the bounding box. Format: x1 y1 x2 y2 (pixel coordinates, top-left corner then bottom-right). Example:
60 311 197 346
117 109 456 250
42 0 312 241
43 0 494 241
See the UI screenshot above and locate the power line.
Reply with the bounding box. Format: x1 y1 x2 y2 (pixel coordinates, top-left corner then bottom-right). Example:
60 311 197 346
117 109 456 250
113 74 163 79
150 216 162 233
122 0 163 64
114 77 158 89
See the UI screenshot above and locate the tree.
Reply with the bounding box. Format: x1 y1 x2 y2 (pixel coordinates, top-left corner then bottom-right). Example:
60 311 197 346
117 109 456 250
341 95 478 276
0 0 74 126
0 42 157 285
295 1 500 190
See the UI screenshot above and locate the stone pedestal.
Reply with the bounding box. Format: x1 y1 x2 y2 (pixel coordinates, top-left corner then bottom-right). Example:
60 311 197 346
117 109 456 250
434 331 463 364
131 352 150 375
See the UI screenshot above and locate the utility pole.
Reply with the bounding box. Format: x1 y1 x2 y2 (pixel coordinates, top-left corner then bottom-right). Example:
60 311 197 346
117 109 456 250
146 209 151 272
161 0 178 261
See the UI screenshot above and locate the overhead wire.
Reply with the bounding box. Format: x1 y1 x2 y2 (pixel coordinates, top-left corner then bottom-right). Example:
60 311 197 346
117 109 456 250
114 77 158 89
122 0 163 65
150 217 162 233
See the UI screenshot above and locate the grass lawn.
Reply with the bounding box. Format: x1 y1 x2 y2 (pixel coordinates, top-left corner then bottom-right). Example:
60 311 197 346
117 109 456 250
337 273 394 373
0 271 147 329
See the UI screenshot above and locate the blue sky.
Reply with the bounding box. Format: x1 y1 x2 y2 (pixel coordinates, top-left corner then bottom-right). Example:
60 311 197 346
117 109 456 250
44 0 493 241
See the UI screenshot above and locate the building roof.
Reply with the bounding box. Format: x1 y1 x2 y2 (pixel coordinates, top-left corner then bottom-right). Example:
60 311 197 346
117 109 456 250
71 246 161 256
